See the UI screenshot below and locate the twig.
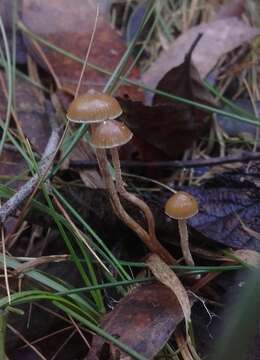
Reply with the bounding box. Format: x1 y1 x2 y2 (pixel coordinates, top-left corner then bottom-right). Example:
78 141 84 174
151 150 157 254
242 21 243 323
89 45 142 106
69 151 260 170
0 112 61 224
13 255 69 275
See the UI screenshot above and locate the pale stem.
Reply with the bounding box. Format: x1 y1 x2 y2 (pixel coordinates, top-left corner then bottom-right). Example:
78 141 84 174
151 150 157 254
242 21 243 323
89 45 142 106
95 148 174 264
110 147 157 241
178 219 195 266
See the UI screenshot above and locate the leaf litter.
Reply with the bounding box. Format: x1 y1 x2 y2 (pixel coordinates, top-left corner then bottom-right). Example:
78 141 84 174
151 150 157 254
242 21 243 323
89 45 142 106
1 1 260 359
142 18 260 103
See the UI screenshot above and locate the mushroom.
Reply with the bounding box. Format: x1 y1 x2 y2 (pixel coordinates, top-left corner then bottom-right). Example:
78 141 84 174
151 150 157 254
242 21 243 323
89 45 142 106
66 93 122 124
91 119 174 264
164 191 198 266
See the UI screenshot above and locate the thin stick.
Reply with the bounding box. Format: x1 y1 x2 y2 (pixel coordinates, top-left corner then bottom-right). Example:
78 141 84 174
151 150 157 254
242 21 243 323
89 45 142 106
69 150 260 169
30 38 62 90
8 324 47 360
1 226 11 304
0 117 61 223
74 4 99 98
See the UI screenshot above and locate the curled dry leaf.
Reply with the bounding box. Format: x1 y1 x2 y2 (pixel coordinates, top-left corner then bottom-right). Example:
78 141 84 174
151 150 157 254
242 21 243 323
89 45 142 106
87 281 190 359
142 17 260 103
146 254 191 332
22 0 143 100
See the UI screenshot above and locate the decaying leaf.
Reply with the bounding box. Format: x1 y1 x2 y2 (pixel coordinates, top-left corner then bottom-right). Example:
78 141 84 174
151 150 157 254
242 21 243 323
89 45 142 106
186 172 260 251
119 95 211 160
142 17 260 103
118 38 214 161
0 73 52 155
212 0 245 20
233 249 260 267
22 0 143 100
87 281 189 359
146 254 191 332
0 147 26 181
152 34 216 108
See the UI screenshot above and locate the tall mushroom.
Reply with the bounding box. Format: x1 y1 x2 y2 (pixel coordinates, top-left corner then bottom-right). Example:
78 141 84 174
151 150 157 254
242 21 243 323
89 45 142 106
91 119 174 264
164 192 198 266
67 93 174 264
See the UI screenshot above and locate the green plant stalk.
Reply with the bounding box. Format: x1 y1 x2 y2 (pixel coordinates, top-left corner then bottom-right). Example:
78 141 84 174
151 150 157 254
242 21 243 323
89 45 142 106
55 277 152 296
0 254 98 320
42 190 100 313
0 16 13 154
0 309 7 360
73 228 105 313
11 0 18 110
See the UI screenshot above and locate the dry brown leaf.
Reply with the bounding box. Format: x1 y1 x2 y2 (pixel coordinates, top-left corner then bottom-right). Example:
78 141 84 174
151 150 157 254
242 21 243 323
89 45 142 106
87 281 189 359
233 249 260 268
146 254 191 332
142 17 260 103
0 73 51 155
22 0 143 100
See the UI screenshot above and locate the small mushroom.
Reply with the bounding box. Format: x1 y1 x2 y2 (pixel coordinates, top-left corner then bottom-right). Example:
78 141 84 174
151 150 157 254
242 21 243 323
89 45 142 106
164 192 198 266
90 119 133 148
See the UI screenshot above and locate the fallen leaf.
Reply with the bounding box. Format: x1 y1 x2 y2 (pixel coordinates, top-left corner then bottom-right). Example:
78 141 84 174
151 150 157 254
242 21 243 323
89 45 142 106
119 96 210 160
0 147 26 180
233 249 260 267
87 281 190 359
142 17 260 104
186 172 260 251
22 0 143 100
146 254 191 332
212 0 245 20
0 73 52 155
153 34 215 107
117 38 214 162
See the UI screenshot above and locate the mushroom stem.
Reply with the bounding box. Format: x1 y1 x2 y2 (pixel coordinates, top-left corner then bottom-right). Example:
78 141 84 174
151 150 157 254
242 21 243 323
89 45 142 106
95 148 174 264
177 219 195 266
110 148 157 241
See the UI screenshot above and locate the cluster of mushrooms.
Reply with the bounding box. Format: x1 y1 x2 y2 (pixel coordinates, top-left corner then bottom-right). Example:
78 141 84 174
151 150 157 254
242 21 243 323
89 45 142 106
66 93 198 266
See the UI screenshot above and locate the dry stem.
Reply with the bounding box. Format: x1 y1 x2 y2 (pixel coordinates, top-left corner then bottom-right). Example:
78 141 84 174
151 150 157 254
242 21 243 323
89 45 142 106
0 116 61 224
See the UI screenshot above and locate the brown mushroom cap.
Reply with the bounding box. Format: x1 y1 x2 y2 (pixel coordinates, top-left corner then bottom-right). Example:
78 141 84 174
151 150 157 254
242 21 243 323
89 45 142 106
164 191 198 220
66 93 122 123
90 119 133 149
